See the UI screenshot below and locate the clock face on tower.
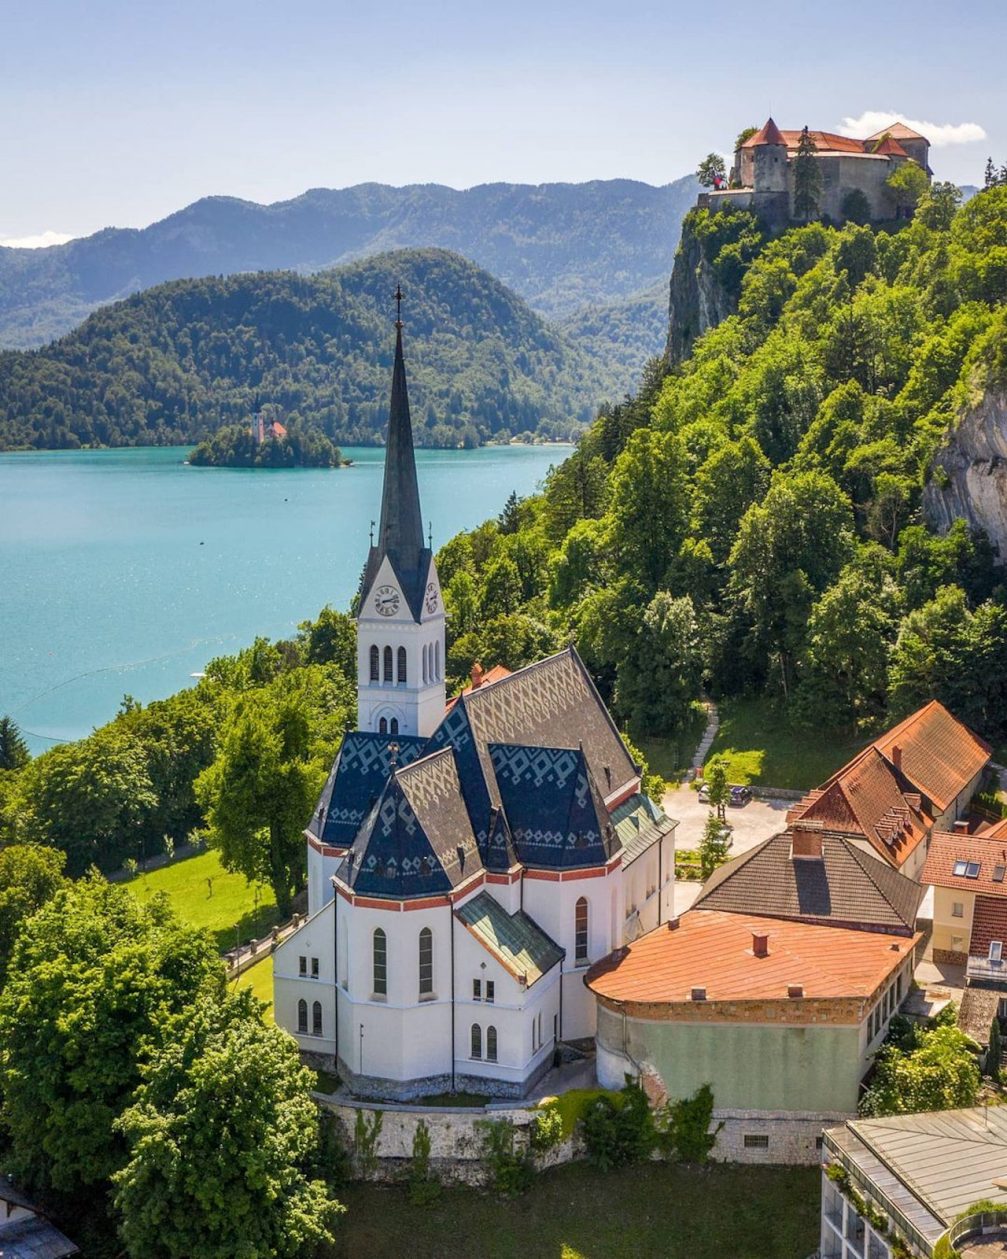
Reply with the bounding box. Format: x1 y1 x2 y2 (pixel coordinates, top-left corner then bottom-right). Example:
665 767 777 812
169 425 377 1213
374 585 400 617
425 582 439 614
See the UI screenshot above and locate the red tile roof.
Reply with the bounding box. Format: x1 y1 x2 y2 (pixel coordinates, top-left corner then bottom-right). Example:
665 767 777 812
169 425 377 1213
747 117 786 147
871 701 989 813
979 816 1007 840
969 896 1007 957
444 665 513 713
866 123 928 143
921 831 1007 898
788 747 930 867
584 909 915 1006
871 136 909 157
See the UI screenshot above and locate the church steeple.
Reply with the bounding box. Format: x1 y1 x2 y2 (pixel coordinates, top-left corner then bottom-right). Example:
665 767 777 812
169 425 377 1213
377 288 425 576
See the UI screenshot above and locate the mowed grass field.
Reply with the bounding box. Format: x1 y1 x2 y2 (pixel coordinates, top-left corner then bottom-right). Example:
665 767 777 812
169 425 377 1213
704 697 864 791
126 849 280 953
329 1162 821 1259
234 952 274 1017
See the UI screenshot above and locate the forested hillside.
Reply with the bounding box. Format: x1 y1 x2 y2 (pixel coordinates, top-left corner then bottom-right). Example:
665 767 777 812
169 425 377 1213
431 184 1007 744
0 177 699 349
0 249 614 450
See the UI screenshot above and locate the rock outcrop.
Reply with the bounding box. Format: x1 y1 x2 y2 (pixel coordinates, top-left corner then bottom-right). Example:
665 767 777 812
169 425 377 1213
923 390 1007 559
664 221 738 366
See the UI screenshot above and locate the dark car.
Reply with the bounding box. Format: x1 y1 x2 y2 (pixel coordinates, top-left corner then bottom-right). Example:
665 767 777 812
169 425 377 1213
729 785 752 807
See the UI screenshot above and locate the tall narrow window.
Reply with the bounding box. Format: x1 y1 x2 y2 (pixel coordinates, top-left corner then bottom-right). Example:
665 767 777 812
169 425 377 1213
297 999 308 1034
485 981 495 1004
575 897 589 964
383 645 393 683
423 644 429 684
372 928 387 996
379 717 388 734
397 646 407 684
419 927 433 996
312 1001 323 1036
369 644 379 682
471 1023 482 1059
473 979 482 1001
487 1025 498 1063
390 718 399 735
434 641 441 680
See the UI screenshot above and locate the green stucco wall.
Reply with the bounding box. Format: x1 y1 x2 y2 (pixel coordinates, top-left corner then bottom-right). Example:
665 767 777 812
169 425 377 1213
602 1008 863 1112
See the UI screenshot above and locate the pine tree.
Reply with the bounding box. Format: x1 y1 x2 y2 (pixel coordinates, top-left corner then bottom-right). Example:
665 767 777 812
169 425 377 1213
498 491 523 534
0 717 30 771
792 126 822 221
699 811 730 879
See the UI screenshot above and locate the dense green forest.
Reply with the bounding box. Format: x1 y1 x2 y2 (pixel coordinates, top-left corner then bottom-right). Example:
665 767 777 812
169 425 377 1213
0 177 699 349
430 183 1007 745
189 421 343 468
0 249 615 451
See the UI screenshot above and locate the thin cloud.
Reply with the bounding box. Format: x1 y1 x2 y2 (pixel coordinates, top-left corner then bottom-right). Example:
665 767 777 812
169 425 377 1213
0 230 75 249
838 111 986 148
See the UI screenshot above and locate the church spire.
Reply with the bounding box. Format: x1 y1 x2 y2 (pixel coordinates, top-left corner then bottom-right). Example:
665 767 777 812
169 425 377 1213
376 287 424 575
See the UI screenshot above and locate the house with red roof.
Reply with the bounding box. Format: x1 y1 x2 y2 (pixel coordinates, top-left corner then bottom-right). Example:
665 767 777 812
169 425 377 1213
700 117 931 226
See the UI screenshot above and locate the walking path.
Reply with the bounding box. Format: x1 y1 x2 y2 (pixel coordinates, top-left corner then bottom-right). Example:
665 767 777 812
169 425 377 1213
690 700 720 775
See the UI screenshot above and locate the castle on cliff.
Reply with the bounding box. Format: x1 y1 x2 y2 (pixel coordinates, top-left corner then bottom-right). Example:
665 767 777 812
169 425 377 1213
701 117 932 226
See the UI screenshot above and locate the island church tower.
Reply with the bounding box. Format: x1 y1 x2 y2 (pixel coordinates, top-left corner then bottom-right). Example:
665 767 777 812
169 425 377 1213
356 291 445 737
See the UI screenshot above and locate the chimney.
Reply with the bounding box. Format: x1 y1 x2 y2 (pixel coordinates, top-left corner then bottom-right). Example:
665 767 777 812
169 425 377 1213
667 917 680 931
690 987 707 1002
470 661 485 689
791 828 823 860
787 985 804 999
752 932 770 959
953 819 969 835
892 744 902 771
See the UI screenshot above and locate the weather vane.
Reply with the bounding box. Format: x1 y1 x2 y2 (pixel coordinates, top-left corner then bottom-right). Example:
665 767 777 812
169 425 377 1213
369 519 375 545
394 284 403 326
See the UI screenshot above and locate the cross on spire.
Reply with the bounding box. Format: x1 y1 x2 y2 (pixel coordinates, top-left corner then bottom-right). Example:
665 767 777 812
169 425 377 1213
394 284 403 328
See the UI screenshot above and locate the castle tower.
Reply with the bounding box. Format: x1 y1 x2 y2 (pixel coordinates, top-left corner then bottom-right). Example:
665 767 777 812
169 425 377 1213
356 288 445 737
750 116 789 193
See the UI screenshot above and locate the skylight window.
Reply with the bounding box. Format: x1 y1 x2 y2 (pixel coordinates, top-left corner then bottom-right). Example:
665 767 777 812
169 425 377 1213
953 860 968 876
994 865 1006 883
966 861 981 879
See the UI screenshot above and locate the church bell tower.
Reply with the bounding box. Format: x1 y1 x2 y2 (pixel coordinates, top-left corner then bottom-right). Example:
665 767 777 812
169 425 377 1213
356 288 446 738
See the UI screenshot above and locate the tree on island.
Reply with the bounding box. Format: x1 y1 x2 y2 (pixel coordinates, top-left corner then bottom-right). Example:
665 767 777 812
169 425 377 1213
734 126 758 153
0 716 29 771
792 126 822 221
697 153 727 189
189 421 342 469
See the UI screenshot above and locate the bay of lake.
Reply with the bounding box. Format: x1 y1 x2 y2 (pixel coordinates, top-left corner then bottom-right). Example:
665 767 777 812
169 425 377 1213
0 444 568 752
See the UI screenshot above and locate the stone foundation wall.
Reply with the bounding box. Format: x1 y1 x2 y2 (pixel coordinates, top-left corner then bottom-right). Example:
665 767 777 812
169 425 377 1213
331 1055 550 1102
711 1109 852 1166
933 948 968 967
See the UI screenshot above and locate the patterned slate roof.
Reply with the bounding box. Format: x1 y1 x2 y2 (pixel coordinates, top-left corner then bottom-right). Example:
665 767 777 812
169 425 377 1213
693 830 922 934
490 743 619 870
340 748 483 899
586 909 914 1004
610 792 677 866
456 891 563 986
921 830 1007 898
788 746 930 866
310 731 427 849
871 700 990 813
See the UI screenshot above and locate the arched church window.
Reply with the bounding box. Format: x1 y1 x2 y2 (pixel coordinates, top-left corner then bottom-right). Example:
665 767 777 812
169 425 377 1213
419 927 433 996
369 644 379 682
372 928 387 996
390 718 399 735
470 1023 482 1059
575 897 589 964
297 999 308 1034
422 643 429 684
434 640 441 681
312 1001 322 1036
397 646 407 684
383 645 393 683
379 717 388 734
487 1025 498 1063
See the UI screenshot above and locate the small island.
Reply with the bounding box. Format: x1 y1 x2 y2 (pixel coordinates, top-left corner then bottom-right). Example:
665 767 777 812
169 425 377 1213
189 417 343 468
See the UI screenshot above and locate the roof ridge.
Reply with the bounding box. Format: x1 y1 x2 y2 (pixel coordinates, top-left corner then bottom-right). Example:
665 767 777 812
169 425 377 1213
462 647 573 705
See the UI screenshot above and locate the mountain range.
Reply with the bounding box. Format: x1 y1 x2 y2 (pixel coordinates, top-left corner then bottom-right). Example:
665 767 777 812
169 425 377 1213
0 177 699 352
0 249 616 451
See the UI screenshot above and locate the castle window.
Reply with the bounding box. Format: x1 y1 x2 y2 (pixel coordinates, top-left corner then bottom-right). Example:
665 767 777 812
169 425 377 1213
383 645 393 683
369 644 379 682
397 646 407 684
419 927 433 996
471 1023 482 1059
390 718 399 735
379 717 388 734
486 1025 498 1063
575 897 589 964
297 999 308 1034
312 1001 322 1036
372 928 387 996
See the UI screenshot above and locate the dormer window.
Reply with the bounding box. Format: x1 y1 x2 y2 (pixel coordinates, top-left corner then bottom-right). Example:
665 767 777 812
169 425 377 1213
991 941 1004 963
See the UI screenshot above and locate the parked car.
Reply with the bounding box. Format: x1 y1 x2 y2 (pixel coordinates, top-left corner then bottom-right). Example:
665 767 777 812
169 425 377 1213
729 785 752 807
698 782 711 803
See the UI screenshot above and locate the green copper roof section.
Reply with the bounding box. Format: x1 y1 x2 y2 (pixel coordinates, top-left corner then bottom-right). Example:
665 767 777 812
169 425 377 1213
610 792 677 866
455 891 563 986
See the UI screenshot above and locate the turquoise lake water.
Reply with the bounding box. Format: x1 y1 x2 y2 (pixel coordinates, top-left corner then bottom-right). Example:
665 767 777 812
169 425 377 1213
0 444 568 752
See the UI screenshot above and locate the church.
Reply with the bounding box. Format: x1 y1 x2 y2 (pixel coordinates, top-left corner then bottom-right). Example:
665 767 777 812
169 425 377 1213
273 299 677 1100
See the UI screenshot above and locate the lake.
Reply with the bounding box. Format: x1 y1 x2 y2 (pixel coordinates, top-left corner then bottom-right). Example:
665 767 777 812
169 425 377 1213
0 444 568 752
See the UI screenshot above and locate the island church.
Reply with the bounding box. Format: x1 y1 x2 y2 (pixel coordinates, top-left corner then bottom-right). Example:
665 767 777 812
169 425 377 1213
274 300 677 1099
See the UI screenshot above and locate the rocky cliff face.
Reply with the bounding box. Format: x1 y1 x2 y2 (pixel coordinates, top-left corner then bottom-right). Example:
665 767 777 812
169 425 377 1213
664 221 738 365
923 391 1007 559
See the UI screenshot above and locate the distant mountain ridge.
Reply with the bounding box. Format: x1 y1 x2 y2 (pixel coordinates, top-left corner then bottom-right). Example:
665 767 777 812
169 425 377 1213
0 177 699 350
0 248 616 451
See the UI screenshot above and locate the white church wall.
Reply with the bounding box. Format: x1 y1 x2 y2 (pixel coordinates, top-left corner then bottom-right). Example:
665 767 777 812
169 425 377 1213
274 900 337 1057
623 829 676 938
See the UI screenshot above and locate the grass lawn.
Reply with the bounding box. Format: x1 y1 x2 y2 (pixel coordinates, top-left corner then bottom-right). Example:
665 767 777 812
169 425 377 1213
127 849 280 953
704 696 864 792
234 952 274 1017
328 1161 820 1259
638 706 708 783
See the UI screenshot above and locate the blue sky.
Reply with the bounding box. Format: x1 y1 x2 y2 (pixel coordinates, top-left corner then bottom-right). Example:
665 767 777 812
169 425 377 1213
1 0 1003 243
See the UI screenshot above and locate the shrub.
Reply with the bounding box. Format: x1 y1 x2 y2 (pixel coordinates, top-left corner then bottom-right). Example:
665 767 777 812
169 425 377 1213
476 1118 535 1197
408 1119 441 1206
841 189 872 226
529 1102 564 1152
659 1083 720 1163
353 1109 383 1178
582 1081 654 1170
